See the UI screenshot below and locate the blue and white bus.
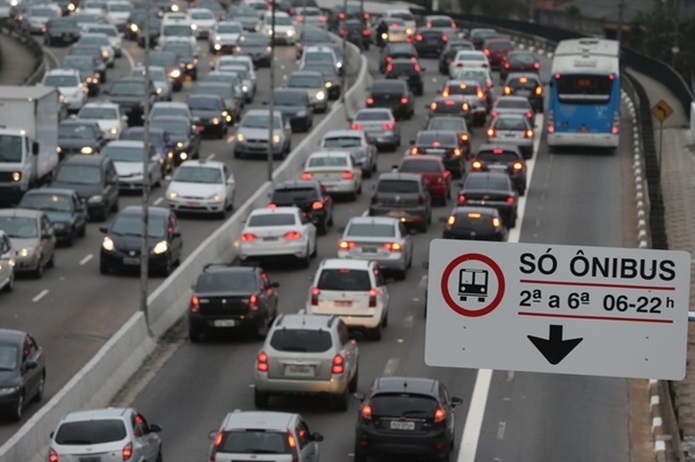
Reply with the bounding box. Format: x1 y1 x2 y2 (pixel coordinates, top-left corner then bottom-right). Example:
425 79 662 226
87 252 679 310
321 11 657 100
547 38 621 150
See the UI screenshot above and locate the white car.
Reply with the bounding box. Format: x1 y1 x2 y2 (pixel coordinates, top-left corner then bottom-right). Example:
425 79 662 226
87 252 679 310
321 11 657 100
85 24 123 56
76 102 127 139
101 140 162 190
485 114 535 157
298 45 339 75
40 69 88 113
292 6 327 29
148 101 193 124
188 7 217 39
449 50 490 77
104 0 132 28
218 64 255 102
213 55 256 83
287 71 327 112
165 159 235 218
78 0 106 15
238 206 317 267
382 9 416 36
261 11 296 44
159 17 197 49
77 33 116 68
26 5 61 34
208 20 243 53
0 230 14 293
306 258 390 339
300 151 362 200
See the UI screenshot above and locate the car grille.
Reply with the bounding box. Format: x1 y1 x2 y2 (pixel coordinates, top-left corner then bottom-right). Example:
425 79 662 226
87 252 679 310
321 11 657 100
0 172 16 182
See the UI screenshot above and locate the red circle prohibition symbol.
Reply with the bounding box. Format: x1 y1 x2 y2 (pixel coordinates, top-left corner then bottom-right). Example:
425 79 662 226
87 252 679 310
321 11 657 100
440 253 505 317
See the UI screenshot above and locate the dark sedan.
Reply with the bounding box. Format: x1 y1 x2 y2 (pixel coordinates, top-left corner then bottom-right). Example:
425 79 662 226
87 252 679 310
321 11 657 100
438 39 475 75
0 329 46 422
99 205 183 276
501 50 540 79
43 17 80 46
193 81 242 124
338 18 370 50
366 79 414 120
186 94 228 139
162 41 198 80
120 127 176 175
271 88 313 132
18 188 88 246
409 130 465 178
412 27 449 58
57 119 105 159
65 44 107 81
235 33 271 67
188 264 280 341
269 180 333 234
457 171 518 228
149 116 202 166
442 206 507 241
379 42 418 74
385 58 425 96
295 27 332 59
103 76 158 125
300 61 341 100
426 95 472 126
60 55 101 96
149 50 184 91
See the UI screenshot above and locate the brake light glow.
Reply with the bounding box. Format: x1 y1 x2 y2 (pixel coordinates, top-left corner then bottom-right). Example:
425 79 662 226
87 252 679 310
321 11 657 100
430 102 438 110
287 433 297 449
122 442 133 461
414 63 421 72
612 112 620 134
506 196 515 204
368 289 377 307
361 402 373 420
362 28 370 35
339 240 357 250
400 97 408 104
525 111 533 119
503 62 510 69
48 449 59 462
386 64 393 72
410 147 419 155
338 12 345 19
426 21 431 27
609 73 615 80
319 16 326 22
535 86 543 95
312 200 323 210
351 123 363 130
503 86 511 95
249 294 259 310
461 134 469 142
310 286 320 305
189 295 200 312
458 194 466 203
467 212 482 218
383 242 402 251
441 34 448 42
267 202 277 209
492 217 501 227
342 171 355 179
554 72 561 79
332 353 345 374
491 110 498 118
241 233 257 241
533 62 540 69
547 112 555 133
382 123 394 130
296 15 304 22
386 56 393 62
525 129 533 138
256 351 269 372
416 34 423 41
366 97 374 105
301 172 313 180
434 405 447 423
432 141 441 147
452 148 462 156
284 231 302 240
338 28 345 35
513 162 523 171
472 160 482 170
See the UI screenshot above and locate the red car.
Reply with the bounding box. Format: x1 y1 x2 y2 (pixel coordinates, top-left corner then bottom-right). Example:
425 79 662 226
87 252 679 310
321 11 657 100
482 37 514 69
396 154 451 206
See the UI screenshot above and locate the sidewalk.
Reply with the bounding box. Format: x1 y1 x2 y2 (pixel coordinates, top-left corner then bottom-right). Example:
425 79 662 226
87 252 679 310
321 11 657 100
629 70 695 458
0 31 39 85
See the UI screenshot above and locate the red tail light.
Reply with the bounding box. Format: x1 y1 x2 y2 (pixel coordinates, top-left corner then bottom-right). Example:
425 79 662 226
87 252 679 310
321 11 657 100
342 170 355 179
368 289 377 307
362 29 370 36
319 16 326 22
363 12 369 19
525 111 533 119
301 172 313 180
339 28 345 35
483 49 490 56
288 6 295 14
386 56 393 62
332 353 345 374
533 62 540 69
339 240 357 250
310 286 320 305
370 193 377 204
48 449 59 462
416 34 423 41
189 294 200 312
441 34 447 42
296 15 304 22
382 242 402 252
400 97 408 104
267 202 277 208
491 110 498 118
458 194 466 204
461 134 469 142
338 12 345 19
525 129 533 138
361 402 373 420
414 64 421 72
284 231 302 240
122 442 133 461
503 62 510 69
506 196 515 204
410 56 417 62
426 21 431 27
256 351 269 372
434 405 447 423
248 294 259 310
312 200 323 210
612 112 620 134
486 81 493 89
386 64 393 72
513 162 523 171
366 97 374 105
382 123 394 130
351 123 363 130
241 233 257 241
487 128 496 137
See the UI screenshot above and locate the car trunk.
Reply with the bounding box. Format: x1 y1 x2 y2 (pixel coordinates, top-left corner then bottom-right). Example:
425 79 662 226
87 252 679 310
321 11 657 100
197 291 252 316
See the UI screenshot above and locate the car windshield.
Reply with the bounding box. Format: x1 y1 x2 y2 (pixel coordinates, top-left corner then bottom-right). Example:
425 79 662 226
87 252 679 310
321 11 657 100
59 123 97 139
507 77 539 90
317 268 371 291
387 43 414 54
51 19 77 30
196 85 230 99
288 75 322 88
452 210 497 231
79 107 118 120
32 7 58 16
429 18 453 27
111 214 166 237
173 166 223 183
217 23 242 33
510 53 535 64
322 136 360 148
149 52 177 67
108 3 131 12
0 217 37 238
486 40 512 50
400 160 442 173
0 135 23 163
370 393 438 417
150 119 188 135
308 156 347 168
377 180 419 193
355 111 390 122
81 35 110 46
302 30 330 41
372 82 404 94
43 75 79 87
239 34 267 46
446 83 477 95
151 107 188 119
163 43 193 56
465 174 509 190
0 344 18 371
303 63 337 76
89 26 117 36
55 420 127 445
478 150 519 163
187 97 221 110
215 430 290 454
303 53 332 64
429 119 463 131
247 213 295 226
102 145 141 162
456 52 485 61
191 11 213 19
273 16 292 25
274 91 304 105
417 133 456 145
494 116 527 130
230 5 256 16
270 329 332 352
346 223 395 237
110 81 145 96
62 57 92 70
195 271 256 292
241 114 281 129
20 193 73 212
55 165 101 185
163 25 193 36
496 98 530 109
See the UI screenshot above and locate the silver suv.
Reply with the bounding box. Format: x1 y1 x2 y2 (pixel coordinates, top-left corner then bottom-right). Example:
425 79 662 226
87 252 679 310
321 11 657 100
48 408 163 462
207 411 323 462
254 314 359 411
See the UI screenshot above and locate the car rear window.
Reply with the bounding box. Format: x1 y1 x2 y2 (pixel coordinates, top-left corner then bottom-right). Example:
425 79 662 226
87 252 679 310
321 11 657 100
370 393 438 417
372 81 405 94
308 156 348 168
494 117 527 130
270 329 332 352
477 151 519 163
507 77 540 89
510 53 535 64
486 40 512 50
416 132 457 145
446 83 478 95
272 187 318 203
355 111 390 121
400 160 442 173
428 119 463 131
55 419 127 445
346 223 395 237
377 180 420 193
318 268 371 291
323 136 361 148
465 174 509 190
195 271 257 292
248 213 296 226
389 62 417 72
217 431 290 454
495 98 529 109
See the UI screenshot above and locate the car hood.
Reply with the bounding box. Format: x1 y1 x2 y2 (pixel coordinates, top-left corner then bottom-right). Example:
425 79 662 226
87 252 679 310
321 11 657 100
215 32 240 42
44 211 74 223
56 86 82 95
190 108 221 119
108 94 143 107
58 138 99 149
274 104 306 115
168 181 225 197
79 118 120 132
9 236 39 250
111 234 161 251
50 181 103 199
0 370 19 387
239 45 268 54
238 127 280 138
114 161 144 176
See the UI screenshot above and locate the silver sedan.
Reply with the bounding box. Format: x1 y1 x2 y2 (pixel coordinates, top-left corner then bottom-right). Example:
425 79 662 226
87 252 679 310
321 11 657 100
350 108 401 152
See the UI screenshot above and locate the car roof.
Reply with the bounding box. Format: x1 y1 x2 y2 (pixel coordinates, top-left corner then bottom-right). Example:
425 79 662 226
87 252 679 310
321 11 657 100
201 264 258 275
323 129 363 138
275 179 320 189
153 101 189 109
178 159 225 169
308 150 350 158
82 101 119 109
378 172 422 182
45 68 80 76
60 153 109 166
319 257 373 270
104 140 144 148
494 95 530 103
26 187 79 197
0 208 43 219
477 143 523 155
249 206 298 217
119 205 171 218
220 411 296 430
465 171 510 180
400 154 443 163
60 119 99 127
0 328 28 344
245 108 281 117
418 130 457 138
371 376 438 395
346 216 400 226
506 72 541 81
60 408 131 423
123 126 166 135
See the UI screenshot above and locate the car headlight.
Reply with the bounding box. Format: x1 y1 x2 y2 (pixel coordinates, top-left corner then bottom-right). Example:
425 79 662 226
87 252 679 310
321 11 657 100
88 194 104 204
57 146 62 154
176 141 184 148
59 94 66 103
234 45 241 53
207 193 221 201
86 76 94 84
109 127 118 135
156 87 163 94
272 134 281 144
11 172 21 182
179 152 188 160
325 81 332 88
212 117 220 125
53 222 69 230
171 4 179 11
19 247 34 257
287 29 295 36
214 34 221 41
241 84 249 92
0 386 20 396
214 43 222 50
102 50 109 58
170 69 181 78
152 240 168 254
130 23 138 32
168 191 178 199
80 146 94 154
186 63 194 70
266 28 273 35
191 24 198 30
237 133 244 142
316 91 325 101
336 62 343 68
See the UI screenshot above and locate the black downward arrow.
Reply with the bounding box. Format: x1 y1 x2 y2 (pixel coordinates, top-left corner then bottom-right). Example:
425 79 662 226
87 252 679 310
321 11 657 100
527 325 583 365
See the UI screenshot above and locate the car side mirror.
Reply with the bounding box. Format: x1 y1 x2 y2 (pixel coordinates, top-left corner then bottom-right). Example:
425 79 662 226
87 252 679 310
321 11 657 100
421 67 426 72
262 101 268 105
32 141 39 155
173 230 182 238
102 89 109 94
99 226 108 233
422 261 429 269
149 423 163 433
121 115 128 122
451 396 463 407
25 360 38 370
409 139 415 145
271 281 280 288
312 432 324 442
424 104 430 109
353 391 366 401
208 430 217 440
336 226 345 233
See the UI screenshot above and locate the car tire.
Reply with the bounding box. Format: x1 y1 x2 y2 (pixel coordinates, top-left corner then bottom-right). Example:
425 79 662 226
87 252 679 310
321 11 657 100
47 252 55 269
317 217 328 236
299 245 311 268
254 389 270 409
33 258 44 279
161 256 174 277
4 272 14 292
418 222 428 233
65 230 74 247
156 449 163 462
234 149 243 159
34 371 45 402
11 392 23 422
99 260 110 275
396 268 407 280
334 386 349 411
349 367 358 393
372 324 382 341
189 325 203 343
353 448 367 462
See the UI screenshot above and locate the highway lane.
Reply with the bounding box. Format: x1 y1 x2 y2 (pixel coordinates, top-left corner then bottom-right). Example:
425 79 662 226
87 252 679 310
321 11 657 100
0 34 344 437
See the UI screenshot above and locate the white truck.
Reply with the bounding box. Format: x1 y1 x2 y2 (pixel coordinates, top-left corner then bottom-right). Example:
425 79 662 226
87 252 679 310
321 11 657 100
0 86 61 205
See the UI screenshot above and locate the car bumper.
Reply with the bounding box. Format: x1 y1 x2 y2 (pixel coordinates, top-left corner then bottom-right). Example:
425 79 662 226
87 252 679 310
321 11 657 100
308 306 384 329
337 250 407 271
167 198 226 214
12 253 40 272
369 206 428 223
547 132 619 148
118 177 147 190
239 240 307 260
51 223 75 241
234 141 284 156
254 373 348 395
322 180 358 195
188 310 267 331
100 250 171 271
364 130 398 146
443 229 505 241
355 429 450 459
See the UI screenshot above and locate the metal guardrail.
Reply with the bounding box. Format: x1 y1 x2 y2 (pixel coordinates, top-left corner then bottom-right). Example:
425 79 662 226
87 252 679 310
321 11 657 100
0 18 45 85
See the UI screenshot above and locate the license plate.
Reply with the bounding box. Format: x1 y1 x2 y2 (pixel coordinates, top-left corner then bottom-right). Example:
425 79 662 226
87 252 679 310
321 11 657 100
335 300 353 307
427 149 445 154
123 257 140 265
263 237 279 241
361 247 377 253
186 201 201 206
285 364 315 376
390 420 415 430
399 76 410 81
214 319 236 327
504 133 519 138
79 457 100 462
388 210 407 218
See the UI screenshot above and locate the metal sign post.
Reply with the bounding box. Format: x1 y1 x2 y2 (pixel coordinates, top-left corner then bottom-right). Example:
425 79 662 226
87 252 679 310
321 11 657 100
651 99 673 183
140 0 152 336
267 1 275 182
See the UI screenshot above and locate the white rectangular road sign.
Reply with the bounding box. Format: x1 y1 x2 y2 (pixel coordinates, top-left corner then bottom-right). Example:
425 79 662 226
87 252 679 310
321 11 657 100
425 240 691 380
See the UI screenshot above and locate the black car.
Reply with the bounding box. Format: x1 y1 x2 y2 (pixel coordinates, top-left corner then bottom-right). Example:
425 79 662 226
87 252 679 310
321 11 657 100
354 376 463 462
379 42 418 74
162 41 198 80
301 62 341 100
425 116 472 156
136 15 162 48
327 1 368 31
503 72 544 113
501 50 540 79
149 116 202 166
409 130 465 178
120 127 176 175
442 206 507 241
438 39 475 74
18 188 88 246
149 50 184 91
412 27 449 58
193 81 243 124
339 18 370 50
0 329 46 421
295 27 333 59
99 205 183 276
66 44 108 81
269 180 333 234
43 17 80 46
457 171 518 228
186 94 228 138
366 79 414 120
271 88 313 133
125 10 147 40
470 144 528 195
426 95 472 126
60 55 101 95
468 27 498 50
57 119 105 159
103 76 158 125
188 264 280 342
384 58 424 96
235 33 271 67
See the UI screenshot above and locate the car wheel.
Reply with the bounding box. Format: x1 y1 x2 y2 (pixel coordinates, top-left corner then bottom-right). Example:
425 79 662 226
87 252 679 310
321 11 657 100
349 367 358 393
65 230 74 247
11 392 23 422
396 268 407 280
189 325 203 343
254 389 270 409
33 258 44 279
372 324 382 341
156 449 163 462
47 252 55 269
327 212 334 227
354 447 367 462
317 217 328 236
4 272 14 292
34 371 45 402
233 149 243 159
334 386 349 411
311 238 318 258
382 312 389 327
161 256 174 277
299 245 311 268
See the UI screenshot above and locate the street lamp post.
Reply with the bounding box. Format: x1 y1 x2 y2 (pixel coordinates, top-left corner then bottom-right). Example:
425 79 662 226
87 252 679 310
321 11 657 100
140 0 152 335
267 0 275 182
340 0 347 105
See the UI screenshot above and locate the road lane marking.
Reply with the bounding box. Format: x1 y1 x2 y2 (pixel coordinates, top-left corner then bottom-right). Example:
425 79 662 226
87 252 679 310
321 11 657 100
207 153 215 160
153 197 163 205
506 371 514 382
79 254 93 265
497 422 506 440
122 48 135 71
403 314 414 329
382 357 399 376
32 290 49 302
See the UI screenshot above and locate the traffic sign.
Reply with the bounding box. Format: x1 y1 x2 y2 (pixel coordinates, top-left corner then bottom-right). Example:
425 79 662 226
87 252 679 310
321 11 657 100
424 240 691 380
651 99 673 123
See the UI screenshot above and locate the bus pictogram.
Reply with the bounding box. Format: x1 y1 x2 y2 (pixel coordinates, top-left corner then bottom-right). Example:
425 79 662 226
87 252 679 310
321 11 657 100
458 268 489 302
